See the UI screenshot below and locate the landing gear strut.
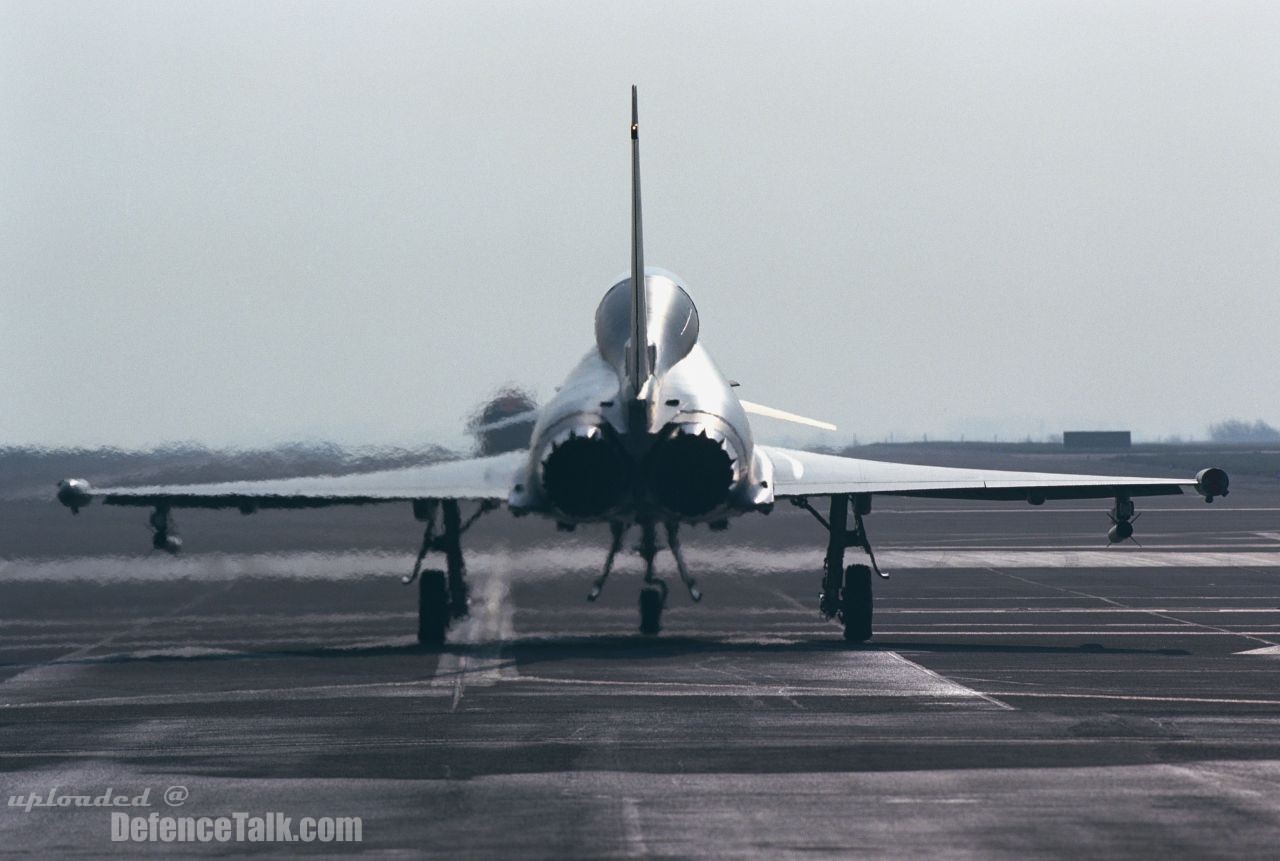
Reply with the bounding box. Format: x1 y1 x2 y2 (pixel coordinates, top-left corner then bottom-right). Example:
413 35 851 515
638 521 668 635
148 505 182 555
588 521 628 601
792 493 885 642
665 522 702 602
586 519 700 635
403 499 496 646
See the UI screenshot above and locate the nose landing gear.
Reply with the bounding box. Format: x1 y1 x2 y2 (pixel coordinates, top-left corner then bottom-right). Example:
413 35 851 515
588 521 629 601
587 519 700 635
638 520 666 635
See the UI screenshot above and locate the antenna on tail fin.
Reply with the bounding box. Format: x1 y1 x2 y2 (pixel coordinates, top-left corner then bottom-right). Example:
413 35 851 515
629 85 650 398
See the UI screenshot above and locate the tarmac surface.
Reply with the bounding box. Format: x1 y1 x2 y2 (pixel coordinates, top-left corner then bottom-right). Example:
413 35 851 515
2 466 1280 857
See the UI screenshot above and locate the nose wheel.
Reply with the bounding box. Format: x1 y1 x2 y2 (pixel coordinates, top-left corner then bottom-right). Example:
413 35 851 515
638 520 666 635
586 519 699 635
639 580 669 635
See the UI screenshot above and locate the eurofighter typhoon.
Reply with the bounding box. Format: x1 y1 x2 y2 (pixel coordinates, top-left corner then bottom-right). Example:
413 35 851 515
57 89 1230 643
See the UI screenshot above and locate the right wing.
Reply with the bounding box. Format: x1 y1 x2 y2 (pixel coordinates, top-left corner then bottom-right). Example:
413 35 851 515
58 451 526 511
759 445 1228 502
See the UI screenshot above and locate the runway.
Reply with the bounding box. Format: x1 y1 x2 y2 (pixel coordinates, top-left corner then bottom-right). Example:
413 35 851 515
2 476 1280 856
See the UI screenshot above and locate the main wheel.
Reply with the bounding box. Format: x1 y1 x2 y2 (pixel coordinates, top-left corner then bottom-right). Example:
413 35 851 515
418 569 450 647
448 576 470 621
841 564 873 643
639 584 667 635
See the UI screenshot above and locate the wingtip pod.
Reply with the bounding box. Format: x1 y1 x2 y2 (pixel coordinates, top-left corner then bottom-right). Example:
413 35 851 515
1195 467 1230 502
56 478 94 514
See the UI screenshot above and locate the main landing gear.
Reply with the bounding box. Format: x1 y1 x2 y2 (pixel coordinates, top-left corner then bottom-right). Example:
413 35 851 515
792 494 887 643
147 505 182 555
403 499 496 646
587 519 700 636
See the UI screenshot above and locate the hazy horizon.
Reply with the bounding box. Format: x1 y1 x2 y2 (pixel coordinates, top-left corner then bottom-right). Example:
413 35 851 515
5 1 1277 451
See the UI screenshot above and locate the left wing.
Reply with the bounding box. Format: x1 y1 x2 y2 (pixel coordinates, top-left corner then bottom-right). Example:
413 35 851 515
759 445 1229 502
57 450 526 511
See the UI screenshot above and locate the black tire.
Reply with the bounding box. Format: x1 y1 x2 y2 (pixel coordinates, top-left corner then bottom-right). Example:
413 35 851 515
841 564 873 643
639 585 666 635
449 577 470 621
418 569 450 647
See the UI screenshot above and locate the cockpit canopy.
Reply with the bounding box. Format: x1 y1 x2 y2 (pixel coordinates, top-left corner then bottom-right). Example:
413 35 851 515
594 270 700 378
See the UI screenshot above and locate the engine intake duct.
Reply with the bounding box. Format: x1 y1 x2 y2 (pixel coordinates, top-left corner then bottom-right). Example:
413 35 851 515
647 423 738 518
539 426 630 518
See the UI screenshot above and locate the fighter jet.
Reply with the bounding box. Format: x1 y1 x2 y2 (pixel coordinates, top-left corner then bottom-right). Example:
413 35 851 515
57 88 1230 644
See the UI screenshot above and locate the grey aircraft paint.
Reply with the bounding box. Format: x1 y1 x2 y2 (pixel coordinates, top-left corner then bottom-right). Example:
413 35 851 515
53 90 1230 641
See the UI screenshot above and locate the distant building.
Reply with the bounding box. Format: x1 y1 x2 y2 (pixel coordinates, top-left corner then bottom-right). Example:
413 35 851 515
1063 431 1131 450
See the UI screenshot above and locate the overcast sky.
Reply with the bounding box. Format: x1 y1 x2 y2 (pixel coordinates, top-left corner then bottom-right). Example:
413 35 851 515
3 0 1277 450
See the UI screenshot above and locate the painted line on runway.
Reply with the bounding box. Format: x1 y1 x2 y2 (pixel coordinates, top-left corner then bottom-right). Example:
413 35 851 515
1234 645 1280 656
621 797 648 858
0 582 237 704
5 548 1280 584
883 608 1280 614
979 567 1280 649
892 544 1280 552
508 674 996 699
512 650 1011 709
769 589 810 611
873 507 1280 514
882 650 1014 710
885 596 1280 602
878 630 1280 635
986 691 1280 706
429 562 517 711
0 678 455 709
879 619 1280 626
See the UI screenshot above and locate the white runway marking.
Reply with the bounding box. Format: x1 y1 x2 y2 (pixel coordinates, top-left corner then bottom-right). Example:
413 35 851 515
0 678 454 710
1235 645 1280 656
873 506 1280 514
6 547 1280 583
878 630 1280 636
515 650 1010 709
979 567 1280 649
620 797 648 858
989 691 1280 706
882 650 1014 710
901 550 1280 569
886 608 1280 614
430 562 517 710
0 584 234 705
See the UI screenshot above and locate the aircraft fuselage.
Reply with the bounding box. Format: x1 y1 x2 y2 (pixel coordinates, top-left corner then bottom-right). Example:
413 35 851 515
508 270 774 525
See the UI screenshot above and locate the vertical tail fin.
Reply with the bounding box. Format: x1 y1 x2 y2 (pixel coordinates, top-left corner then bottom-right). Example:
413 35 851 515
629 85 650 397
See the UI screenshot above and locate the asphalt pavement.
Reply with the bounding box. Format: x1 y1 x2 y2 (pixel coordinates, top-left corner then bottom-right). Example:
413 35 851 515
2 473 1279 857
